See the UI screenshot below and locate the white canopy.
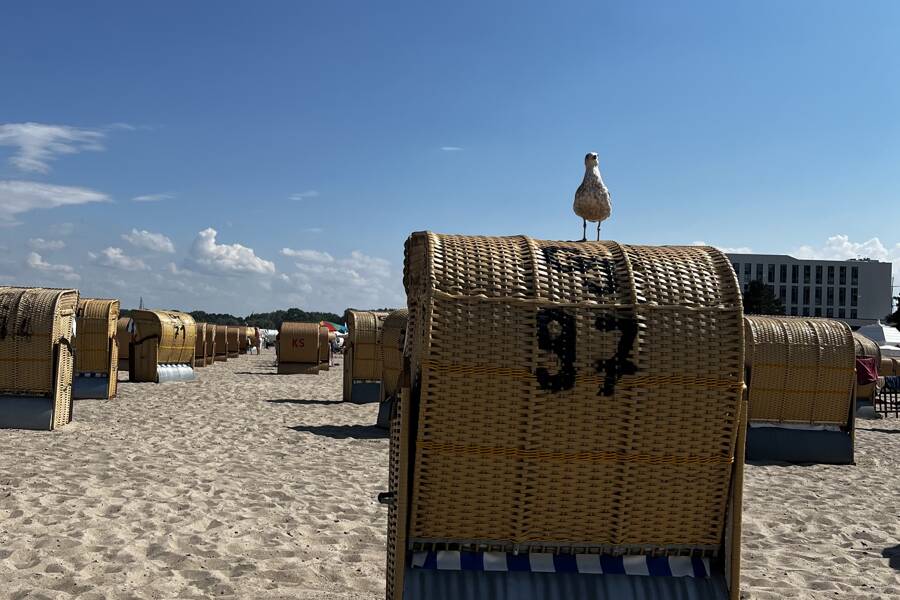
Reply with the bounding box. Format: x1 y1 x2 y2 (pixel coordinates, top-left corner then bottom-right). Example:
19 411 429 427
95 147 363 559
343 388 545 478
856 322 900 353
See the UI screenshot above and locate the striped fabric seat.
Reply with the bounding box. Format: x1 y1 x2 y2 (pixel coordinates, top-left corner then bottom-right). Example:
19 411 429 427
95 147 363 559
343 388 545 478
75 372 109 378
411 551 712 578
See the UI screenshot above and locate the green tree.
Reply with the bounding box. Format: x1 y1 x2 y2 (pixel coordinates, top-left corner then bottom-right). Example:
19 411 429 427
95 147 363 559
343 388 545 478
743 280 785 315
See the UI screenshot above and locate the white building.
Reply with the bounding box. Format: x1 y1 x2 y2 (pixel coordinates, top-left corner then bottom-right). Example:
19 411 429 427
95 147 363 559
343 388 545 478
727 253 893 327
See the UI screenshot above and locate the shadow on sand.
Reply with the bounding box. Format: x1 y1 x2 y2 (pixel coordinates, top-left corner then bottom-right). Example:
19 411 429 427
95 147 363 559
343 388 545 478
288 424 387 440
268 399 342 406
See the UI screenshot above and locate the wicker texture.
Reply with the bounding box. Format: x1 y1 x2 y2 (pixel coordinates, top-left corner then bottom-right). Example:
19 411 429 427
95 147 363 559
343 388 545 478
381 309 409 399
129 310 197 382
227 327 240 357
744 316 854 425
278 322 320 366
193 322 207 366
401 233 745 556
347 310 390 381
215 325 229 360
0 287 79 429
204 324 216 365
75 298 120 398
117 317 132 365
882 358 900 377
853 332 881 400
318 326 330 370
238 327 248 354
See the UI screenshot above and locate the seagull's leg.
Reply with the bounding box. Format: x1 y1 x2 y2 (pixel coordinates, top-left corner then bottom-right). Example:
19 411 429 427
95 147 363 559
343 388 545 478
596 222 601 241
582 218 587 242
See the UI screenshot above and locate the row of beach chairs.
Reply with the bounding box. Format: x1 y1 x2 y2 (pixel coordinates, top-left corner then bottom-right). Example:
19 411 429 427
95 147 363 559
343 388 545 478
0 285 259 430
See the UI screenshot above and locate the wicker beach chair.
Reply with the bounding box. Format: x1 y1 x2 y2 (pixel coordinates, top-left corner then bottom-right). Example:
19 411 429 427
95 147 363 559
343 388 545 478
215 325 229 361
227 326 240 358
376 309 408 428
205 324 217 366
382 233 746 600
344 310 389 403
277 322 320 374
743 316 856 464
194 322 208 368
116 316 133 372
73 298 120 399
0 287 79 430
129 310 197 383
238 327 248 355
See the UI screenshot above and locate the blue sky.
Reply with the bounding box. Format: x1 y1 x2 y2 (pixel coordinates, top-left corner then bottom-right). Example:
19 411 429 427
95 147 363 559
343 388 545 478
1 1 898 314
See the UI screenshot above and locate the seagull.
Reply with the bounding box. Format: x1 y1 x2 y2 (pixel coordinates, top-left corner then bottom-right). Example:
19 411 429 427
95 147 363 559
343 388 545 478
573 152 611 241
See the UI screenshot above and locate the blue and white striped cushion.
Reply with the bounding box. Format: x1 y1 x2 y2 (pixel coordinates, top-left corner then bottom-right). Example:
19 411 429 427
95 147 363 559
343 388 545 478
410 551 711 578
75 372 109 378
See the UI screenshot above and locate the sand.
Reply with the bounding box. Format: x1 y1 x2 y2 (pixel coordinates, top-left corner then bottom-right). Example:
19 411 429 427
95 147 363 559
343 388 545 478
1 350 899 599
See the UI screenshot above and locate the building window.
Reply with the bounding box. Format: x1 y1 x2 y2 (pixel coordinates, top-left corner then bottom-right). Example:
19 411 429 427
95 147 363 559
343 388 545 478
815 265 823 284
791 307 798 316
803 307 810 316
839 266 846 286
803 286 810 305
839 288 846 306
826 308 834 317
851 266 858 286
804 265 811 284
744 263 751 278
851 288 858 307
815 287 822 306
792 265 799 284
827 287 834 306
732 263 739 275
779 264 787 283
839 308 845 318
756 263 763 281
768 264 775 282
827 266 834 285
851 309 858 319
791 286 799 304
814 307 822 317
779 286 787 303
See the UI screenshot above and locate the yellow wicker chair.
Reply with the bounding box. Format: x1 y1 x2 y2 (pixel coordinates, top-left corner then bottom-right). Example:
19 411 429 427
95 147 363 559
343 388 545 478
205 324 217 366
277 322 320 374
743 315 856 464
116 316 133 372
129 310 197 383
193 322 208 368
344 310 389 403
227 326 240 358
73 298 120 399
383 233 746 600
0 287 79 429
215 325 229 362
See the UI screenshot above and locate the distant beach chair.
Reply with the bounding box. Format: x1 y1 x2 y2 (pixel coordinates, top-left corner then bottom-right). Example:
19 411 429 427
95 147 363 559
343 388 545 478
343 310 389 403
194 322 208 368
318 326 330 371
227 326 240 358
73 298 120 399
0 286 79 430
129 309 197 383
382 233 746 600
116 316 133 372
276 322 321 374
852 332 880 413
376 309 408 429
215 325 230 362
744 315 856 464
205 324 217 365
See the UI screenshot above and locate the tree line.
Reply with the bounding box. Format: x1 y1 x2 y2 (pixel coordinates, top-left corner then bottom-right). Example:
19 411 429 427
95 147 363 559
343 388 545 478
120 308 344 330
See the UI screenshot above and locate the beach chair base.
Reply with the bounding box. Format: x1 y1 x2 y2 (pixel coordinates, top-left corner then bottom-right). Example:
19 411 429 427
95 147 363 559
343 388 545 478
746 425 853 464
0 395 57 430
403 567 730 600
349 381 381 404
277 362 320 375
215 354 228 362
157 364 196 384
856 399 880 420
72 374 112 399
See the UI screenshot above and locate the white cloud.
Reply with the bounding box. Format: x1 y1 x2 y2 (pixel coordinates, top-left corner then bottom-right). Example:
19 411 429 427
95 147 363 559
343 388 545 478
49 222 75 236
440 146 463 151
132 193 174 203
89 247 149 271
0 180 109 225
303 227 323 234
691 241 753 254
187 227 275 275
281 248 334 263
289 190 320 201
0 122 105 173
28 238 65 251
25 252 80 281
122 228 175 253
794 234 900 262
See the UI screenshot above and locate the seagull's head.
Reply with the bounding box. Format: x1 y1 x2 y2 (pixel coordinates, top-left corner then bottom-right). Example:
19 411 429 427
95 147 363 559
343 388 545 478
584 152 599 168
